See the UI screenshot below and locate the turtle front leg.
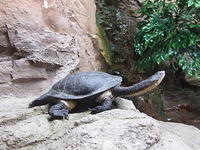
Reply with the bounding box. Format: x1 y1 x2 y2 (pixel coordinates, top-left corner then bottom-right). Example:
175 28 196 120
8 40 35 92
90 96 113 114
48 100 77 120
48 102 69 120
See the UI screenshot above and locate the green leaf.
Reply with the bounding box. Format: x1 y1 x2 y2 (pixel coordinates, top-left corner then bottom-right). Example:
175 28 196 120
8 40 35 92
188 0 194 7
195 0 200 8
133 0 200 78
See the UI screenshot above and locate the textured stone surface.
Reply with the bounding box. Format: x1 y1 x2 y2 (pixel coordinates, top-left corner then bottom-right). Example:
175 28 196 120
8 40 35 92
150 121 200 150
0 61 12 83
0 98 200 150
0 0 106 97
12 59 48 82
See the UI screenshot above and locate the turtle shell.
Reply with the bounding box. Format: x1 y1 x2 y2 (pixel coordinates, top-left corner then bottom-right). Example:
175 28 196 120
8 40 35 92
46 72 122 100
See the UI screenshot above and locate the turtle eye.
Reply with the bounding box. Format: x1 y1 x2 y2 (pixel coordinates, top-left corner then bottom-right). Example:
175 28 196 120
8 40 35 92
159 71 165 76
112 71 121 76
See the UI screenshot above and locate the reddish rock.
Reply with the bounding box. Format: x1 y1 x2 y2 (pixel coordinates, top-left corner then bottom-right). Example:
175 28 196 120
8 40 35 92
12 59 48 82
0 0 106 97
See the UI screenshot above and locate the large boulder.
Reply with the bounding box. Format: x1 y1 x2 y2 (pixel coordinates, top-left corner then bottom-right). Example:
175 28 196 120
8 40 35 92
0 0 106 97
0 98 200 150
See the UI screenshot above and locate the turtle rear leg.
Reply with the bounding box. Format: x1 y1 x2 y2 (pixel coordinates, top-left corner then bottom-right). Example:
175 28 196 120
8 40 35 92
28 93 50 108
90 97 113 114
90 91 113 114
49 100 77 120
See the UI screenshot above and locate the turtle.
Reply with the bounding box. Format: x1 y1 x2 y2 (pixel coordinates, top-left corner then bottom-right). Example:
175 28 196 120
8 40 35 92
29 71 165 119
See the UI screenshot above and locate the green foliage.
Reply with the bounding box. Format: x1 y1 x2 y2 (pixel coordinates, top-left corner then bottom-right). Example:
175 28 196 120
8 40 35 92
96 0 135 64
134 0 200 78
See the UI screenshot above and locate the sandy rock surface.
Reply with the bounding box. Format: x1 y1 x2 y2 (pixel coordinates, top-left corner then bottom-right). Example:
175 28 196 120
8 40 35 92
0 98 200 150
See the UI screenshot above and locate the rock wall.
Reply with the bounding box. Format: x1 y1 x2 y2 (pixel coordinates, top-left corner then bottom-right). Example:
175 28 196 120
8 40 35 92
0 0 106 98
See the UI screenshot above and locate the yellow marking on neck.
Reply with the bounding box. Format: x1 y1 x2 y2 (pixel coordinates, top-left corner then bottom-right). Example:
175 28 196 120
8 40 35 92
128 75 164 97
97 90 112 103
60 100 77 110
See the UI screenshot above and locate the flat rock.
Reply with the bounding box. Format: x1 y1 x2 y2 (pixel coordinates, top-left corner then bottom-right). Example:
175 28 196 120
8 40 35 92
0 97 200 150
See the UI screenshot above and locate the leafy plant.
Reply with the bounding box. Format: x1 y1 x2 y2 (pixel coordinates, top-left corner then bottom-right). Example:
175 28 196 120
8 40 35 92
96 0 135 65
134 0 200 78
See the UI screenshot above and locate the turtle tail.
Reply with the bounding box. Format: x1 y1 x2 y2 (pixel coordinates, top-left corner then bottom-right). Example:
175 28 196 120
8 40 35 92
112 71 165 97
28 93 51 108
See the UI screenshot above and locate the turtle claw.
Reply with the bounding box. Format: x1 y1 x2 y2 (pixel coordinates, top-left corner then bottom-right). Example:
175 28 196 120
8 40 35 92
49 112 69 121
62 110 69 120
48 102 69 120
50 109 69 120
89 106 102 114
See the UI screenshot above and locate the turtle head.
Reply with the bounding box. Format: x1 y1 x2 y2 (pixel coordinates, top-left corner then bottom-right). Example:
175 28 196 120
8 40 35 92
129 70 165 96
112 71 165 97
148 71 165 85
